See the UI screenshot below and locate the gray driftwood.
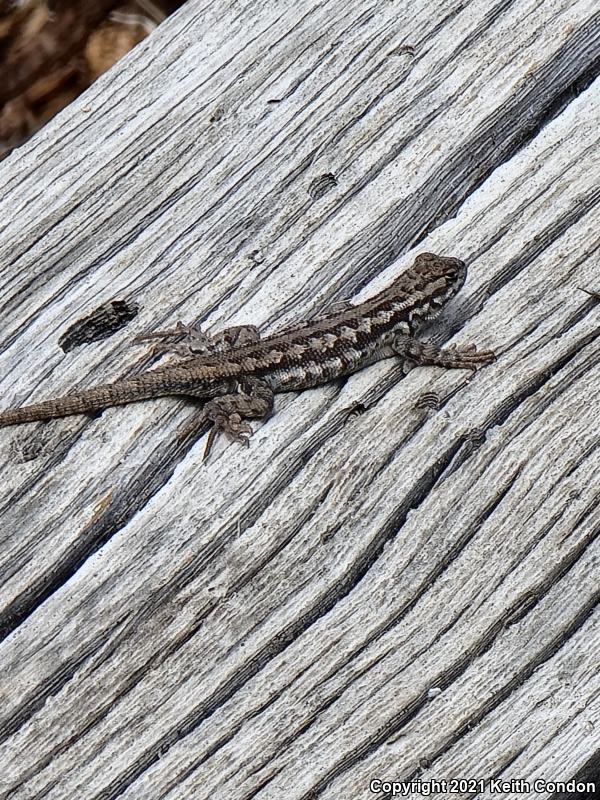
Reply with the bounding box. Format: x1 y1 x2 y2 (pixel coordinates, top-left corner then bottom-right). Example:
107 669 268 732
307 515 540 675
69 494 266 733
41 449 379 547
1 1 599 798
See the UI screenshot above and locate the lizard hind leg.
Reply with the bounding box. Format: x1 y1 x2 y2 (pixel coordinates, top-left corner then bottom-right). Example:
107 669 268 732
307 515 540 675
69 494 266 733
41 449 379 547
135 322 261 358
134 321 211 358
199 377 274 460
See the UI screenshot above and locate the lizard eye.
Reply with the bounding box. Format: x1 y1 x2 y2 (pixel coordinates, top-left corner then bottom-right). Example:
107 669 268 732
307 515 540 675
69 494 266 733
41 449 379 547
448 258 466 274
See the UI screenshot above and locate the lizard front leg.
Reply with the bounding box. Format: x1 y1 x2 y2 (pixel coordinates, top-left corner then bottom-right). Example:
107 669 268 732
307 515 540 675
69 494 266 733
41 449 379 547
189 377 274 460
391 334 495 372
135 323 261 358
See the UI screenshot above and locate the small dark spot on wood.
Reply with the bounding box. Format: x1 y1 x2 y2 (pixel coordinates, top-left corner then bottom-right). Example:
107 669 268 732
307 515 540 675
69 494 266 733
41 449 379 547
344 402 368 422
390 44 415 57
460 427 486 458
415 391 441 411
15 439 44 462
266 98 282 104
247 249 264 265
308 173 338 200
466 428 486 448
209 106 224 123
59 299 139 352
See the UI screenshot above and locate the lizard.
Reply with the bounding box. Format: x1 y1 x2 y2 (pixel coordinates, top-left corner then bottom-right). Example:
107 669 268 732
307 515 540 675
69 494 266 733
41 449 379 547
0 252 495 458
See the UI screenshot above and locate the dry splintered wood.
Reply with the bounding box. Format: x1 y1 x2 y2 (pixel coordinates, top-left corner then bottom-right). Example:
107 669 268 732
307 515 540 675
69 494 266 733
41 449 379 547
0 0 599 798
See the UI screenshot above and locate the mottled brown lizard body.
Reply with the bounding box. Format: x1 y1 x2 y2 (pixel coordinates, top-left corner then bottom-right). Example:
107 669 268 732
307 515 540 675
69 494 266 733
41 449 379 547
0 253 495 456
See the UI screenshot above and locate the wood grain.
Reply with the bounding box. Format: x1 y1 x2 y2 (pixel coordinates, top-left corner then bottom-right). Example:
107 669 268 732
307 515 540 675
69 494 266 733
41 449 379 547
0 0 599 798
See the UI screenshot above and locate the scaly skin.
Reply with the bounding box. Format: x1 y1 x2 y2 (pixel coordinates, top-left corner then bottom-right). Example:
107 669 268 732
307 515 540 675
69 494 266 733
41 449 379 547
0 253 495 455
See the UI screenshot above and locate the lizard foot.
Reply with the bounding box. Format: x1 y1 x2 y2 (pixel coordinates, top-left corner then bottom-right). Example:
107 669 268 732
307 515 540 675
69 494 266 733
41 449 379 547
198 378 274 461
441 343 496 369
203 409 253 460
393 333 496 371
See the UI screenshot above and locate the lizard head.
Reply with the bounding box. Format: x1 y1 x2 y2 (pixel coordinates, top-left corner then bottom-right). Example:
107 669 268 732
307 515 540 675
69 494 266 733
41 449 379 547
409 252 467 319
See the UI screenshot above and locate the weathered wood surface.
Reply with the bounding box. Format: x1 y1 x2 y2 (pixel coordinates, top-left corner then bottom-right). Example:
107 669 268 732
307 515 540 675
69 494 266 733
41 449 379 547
1 0 599 798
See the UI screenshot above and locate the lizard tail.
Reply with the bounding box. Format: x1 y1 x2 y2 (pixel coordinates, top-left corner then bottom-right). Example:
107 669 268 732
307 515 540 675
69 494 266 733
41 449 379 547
0 388 124 426
0 371 212 427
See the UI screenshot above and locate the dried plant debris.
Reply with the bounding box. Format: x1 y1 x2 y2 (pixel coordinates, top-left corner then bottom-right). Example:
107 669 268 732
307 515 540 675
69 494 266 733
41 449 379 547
0 0 181 158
